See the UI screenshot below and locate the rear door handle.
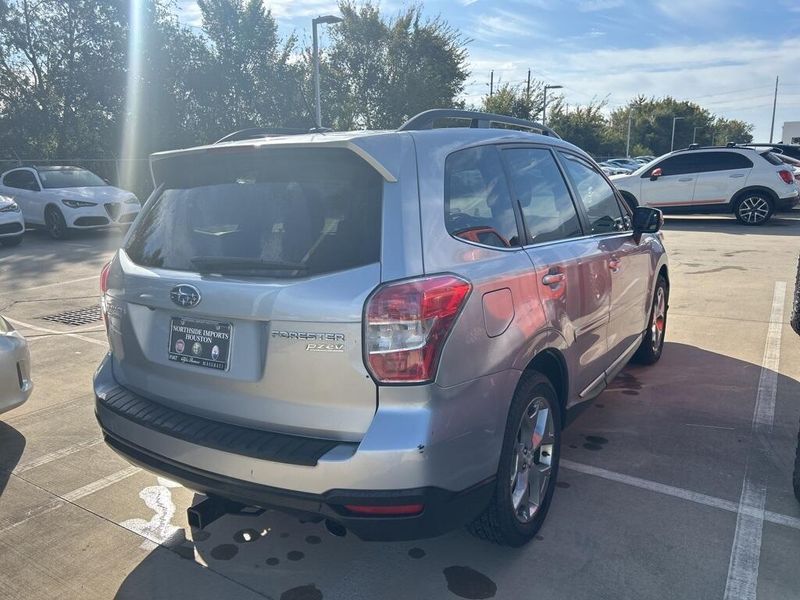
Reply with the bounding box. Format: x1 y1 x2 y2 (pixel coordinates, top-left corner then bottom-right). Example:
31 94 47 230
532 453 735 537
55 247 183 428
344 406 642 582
542 272 566 286
678 177 694 182
729 173 745 178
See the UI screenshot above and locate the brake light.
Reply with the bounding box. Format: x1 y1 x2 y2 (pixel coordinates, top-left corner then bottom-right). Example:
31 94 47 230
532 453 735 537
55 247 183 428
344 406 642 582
344 504 424 516
778 169 794 185
100 261 111 294
365 275 471 383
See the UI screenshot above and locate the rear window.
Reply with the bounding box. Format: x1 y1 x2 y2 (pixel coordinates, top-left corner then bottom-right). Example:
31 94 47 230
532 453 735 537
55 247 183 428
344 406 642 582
125 148 383 278
761 151 784 166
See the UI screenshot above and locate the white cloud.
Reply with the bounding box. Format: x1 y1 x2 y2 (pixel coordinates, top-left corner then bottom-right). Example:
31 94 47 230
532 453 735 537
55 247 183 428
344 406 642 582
577 0 624 12
176 0 203 27
463 38 800 140
654 0 742 23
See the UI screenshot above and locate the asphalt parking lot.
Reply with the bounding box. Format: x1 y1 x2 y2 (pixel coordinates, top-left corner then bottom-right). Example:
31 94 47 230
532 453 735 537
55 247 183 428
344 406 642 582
1 215 799 600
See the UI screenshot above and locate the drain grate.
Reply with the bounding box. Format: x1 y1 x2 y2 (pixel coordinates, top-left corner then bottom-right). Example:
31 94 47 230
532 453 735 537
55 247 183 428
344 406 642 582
41 305 102 327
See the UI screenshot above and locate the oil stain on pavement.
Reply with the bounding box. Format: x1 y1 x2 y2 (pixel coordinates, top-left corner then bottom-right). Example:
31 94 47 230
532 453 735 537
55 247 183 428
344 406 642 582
583 435 609 451
280 584 323 600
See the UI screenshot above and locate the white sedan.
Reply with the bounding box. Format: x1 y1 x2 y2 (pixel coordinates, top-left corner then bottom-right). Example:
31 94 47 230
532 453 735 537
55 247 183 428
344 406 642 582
0 316 32 416
0 195 25 247
0 166 140 240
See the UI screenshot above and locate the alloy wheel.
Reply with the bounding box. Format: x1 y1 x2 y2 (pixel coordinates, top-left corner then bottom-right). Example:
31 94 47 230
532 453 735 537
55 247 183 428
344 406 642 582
509 396 555 524
737 196 770 224
651 286 666 353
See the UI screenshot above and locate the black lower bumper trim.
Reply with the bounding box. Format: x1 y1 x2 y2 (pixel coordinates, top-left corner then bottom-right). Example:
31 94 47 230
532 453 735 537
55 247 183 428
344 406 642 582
99 424 495 541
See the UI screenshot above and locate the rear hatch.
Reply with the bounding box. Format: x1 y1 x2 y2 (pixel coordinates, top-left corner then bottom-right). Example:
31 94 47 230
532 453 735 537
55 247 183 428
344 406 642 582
108 147 384 441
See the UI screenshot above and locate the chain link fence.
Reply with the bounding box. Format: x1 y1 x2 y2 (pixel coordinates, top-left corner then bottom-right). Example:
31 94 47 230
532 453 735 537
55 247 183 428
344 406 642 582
0 158 154 202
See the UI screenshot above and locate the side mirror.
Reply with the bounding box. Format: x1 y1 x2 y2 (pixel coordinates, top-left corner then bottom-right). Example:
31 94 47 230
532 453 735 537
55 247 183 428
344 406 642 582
649 167 663 181
632 206 663 243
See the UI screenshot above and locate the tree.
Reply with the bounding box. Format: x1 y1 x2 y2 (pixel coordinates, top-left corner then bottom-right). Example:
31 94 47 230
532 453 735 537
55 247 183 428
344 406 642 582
0 0 128 158
319 1 469 129
711 117 753 146
481 82 543 121
546 99 613 156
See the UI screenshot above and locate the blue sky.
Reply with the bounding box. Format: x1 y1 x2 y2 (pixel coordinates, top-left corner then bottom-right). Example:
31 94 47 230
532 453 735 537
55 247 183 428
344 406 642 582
175 0 800 141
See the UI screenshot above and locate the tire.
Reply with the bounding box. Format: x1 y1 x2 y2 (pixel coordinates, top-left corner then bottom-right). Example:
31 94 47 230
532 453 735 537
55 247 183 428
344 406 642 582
467 371 562 547
733 193 773 225
632 275 668 365
44 206 70 240
0 235 22 247
790 254 800 337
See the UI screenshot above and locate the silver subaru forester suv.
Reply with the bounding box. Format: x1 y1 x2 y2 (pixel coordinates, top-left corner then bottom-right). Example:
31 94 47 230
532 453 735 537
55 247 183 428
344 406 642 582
94 110 669 546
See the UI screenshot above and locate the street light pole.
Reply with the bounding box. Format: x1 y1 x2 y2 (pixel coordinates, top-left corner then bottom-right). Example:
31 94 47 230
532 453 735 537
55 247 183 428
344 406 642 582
769 75 779 143
671 116 685 152
693 126 702 144
312 15 343 129
626 111 633 158
542 84 563 126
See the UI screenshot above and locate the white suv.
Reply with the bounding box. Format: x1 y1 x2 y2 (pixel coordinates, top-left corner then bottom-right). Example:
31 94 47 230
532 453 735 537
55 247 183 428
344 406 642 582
611 146 799 225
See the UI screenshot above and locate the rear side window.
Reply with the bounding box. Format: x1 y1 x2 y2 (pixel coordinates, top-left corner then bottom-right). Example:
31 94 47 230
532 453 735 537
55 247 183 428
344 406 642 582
444 146 521 248
3 170 38 190
125 148 382 278
503 148 582 245
693 151 753 171
646 154 696 177
559 153 625 235
761 152 784 166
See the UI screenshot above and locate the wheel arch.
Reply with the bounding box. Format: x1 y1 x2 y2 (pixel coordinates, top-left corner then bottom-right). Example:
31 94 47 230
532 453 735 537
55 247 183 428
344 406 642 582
729 186 779 211
521 348 569 426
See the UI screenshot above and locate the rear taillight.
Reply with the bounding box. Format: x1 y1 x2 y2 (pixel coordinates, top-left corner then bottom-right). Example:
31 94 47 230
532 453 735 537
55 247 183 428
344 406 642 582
365 275 471 383
778 169 794 185
100 262 111 334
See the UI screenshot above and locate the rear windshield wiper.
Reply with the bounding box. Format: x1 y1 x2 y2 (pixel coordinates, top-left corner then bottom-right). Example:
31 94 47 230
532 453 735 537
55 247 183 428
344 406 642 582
190 256 308 274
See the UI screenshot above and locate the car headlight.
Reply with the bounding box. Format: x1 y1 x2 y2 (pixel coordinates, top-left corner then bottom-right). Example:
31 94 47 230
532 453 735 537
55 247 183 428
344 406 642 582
0 202 20 213
62 199 97 209
123 195 139 205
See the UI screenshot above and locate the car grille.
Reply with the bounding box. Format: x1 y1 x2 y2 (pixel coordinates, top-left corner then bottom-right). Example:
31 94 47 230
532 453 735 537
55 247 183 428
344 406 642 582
118 212 136 224
74 216 109 227
0 222 23 235
104 203 122 220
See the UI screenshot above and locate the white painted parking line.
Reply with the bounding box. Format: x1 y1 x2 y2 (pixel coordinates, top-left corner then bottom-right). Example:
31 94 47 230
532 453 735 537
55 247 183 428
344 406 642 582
0 467 142 535
723 280 785 600
560 459 800 532
2 274 99 294
61 466 141 502
12 439 104 474
4 317 106 347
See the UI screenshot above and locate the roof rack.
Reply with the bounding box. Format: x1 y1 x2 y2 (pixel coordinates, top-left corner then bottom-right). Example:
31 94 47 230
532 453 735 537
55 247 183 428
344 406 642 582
214 127 330 144
398 109 560 138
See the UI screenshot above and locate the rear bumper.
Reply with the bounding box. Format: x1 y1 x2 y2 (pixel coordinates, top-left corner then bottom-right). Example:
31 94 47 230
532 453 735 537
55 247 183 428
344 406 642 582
776 194 800 211
100 427 494 541
94 354 516 539
0 331 32 415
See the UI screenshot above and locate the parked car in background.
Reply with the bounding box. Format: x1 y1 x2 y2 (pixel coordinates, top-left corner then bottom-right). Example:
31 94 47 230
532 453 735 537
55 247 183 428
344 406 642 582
635 155 656 163
0 195 25 247
599 162 632 176
745 143 800 162
773 153 800 183
94 109 669 547
0 316 32 416
0 166 140 240
792 255 799 502
606 158 642 171
611 145 799 225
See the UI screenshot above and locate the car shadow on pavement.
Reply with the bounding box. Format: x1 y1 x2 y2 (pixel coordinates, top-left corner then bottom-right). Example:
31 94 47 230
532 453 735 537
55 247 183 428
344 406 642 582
0 421 26 497
112 342 800 600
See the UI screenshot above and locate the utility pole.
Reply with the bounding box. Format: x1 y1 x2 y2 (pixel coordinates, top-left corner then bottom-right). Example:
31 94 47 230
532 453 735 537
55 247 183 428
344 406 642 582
490 71 494 97
769 75 779 143
693 127 702 144
626 110 633 157
542 84 562 126
526 69 531 100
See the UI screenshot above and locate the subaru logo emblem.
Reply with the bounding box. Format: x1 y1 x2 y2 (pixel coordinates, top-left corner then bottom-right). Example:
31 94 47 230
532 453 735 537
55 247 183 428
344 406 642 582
170 284 201 308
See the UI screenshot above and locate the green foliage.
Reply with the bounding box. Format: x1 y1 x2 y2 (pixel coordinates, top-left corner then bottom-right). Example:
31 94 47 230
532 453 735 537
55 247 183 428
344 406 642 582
320 1 469 129
481 82 543 121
